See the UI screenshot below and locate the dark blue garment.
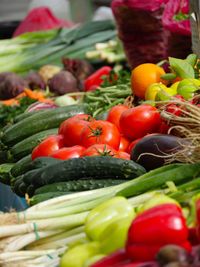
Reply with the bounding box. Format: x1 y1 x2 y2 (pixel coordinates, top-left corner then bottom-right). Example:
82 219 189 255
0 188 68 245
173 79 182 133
0 182 27 212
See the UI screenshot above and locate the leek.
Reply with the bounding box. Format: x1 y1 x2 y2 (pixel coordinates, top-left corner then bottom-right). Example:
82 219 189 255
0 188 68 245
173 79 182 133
0 20 117 76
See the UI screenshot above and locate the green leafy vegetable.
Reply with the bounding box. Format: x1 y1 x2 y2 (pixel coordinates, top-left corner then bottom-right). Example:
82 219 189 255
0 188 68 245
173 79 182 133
0 97 36 129
169 57 195 79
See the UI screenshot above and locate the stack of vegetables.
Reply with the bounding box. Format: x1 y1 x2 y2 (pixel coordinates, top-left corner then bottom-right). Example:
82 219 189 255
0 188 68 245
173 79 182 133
1 162 200 266
1 13 200 265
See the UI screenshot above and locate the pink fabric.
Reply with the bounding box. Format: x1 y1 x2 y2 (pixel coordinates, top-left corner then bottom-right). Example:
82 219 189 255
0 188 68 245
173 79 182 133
12 7 74 37
111 0 168 12
162 0 191 36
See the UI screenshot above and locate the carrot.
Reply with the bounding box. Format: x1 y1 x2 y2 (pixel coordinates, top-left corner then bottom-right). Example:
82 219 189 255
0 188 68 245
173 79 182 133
0 88 54 106
0 99 19 106
24 88 44 99
0 92 26 106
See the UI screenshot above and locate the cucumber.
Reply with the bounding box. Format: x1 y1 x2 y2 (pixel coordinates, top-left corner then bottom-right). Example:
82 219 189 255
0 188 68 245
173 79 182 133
34 179 127 195
0 150 8 164
30 192 70 206
0 163 14 185
10 154 32 178
23 156 146 187
12 176 25 196
1 104 90 146
8 128 58 161
31 156 62 169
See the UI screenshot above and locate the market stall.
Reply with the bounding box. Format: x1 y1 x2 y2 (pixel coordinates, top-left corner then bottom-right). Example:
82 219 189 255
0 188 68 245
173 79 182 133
0 0 200 266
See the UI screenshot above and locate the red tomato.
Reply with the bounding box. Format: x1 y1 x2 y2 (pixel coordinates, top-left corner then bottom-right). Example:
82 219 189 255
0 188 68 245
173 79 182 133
127 133 160 154
60 114 95 146
119 104 161 140
32 134 64 161
118 135 131 152
107 105 130 132
49 145 86 160
81 144 117 157
114 151 130 160
80 120 120 150
127 138 142 154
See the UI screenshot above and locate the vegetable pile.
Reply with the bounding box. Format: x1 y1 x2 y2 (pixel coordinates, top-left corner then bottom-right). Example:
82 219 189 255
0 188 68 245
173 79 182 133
1 10 200 266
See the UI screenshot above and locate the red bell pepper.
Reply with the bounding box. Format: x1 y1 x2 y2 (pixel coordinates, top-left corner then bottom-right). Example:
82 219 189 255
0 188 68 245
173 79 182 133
84 66 112 92
126 203 190 262
195 198 200 243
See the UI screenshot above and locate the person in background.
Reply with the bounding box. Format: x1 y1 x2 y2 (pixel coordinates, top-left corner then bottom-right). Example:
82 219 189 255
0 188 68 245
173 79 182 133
0 182 27 212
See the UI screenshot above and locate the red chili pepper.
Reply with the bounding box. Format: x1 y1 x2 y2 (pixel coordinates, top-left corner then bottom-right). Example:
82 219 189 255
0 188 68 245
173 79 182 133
126 204 190 262
84 66 112 92
90 249 132 267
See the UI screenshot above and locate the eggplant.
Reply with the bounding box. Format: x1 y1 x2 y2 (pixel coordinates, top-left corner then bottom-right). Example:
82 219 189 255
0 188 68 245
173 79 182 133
130 134 192 171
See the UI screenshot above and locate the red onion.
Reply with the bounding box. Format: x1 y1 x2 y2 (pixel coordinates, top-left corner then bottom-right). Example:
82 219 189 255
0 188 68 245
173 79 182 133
25 101 58 112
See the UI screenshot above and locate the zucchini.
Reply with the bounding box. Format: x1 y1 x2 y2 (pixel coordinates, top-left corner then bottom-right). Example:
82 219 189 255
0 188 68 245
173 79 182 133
34 179 127 195
13 109 47 123
30 192 70 206
23 156 146 187
8 128 58 161
1 104 90 146
95 110 109 120
10 154 32 178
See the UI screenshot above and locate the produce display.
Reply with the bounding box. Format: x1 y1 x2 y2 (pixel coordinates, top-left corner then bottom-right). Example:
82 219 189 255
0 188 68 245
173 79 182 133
1 2 200 267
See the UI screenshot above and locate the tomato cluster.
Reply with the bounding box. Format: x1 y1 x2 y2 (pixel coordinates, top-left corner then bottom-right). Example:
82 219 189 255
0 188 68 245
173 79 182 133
32 104 163 162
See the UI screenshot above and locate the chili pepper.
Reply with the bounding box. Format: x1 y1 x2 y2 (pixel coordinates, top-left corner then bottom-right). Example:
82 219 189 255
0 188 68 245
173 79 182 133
126 203 190 262
89 249 132 267
85 196 135 241
84 66 112 92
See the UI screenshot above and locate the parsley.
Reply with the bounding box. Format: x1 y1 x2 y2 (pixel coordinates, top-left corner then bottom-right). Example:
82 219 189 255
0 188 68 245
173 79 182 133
0 96 36 129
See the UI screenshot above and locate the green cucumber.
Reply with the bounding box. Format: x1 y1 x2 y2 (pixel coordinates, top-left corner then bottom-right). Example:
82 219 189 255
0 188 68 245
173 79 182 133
34 179 127 195
0 150 8 164
1 104 90 146
31 156 62 169
12 176 25 196
10 154 32 178
23 156 146 187
8 128 58 161
0 163 14 185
